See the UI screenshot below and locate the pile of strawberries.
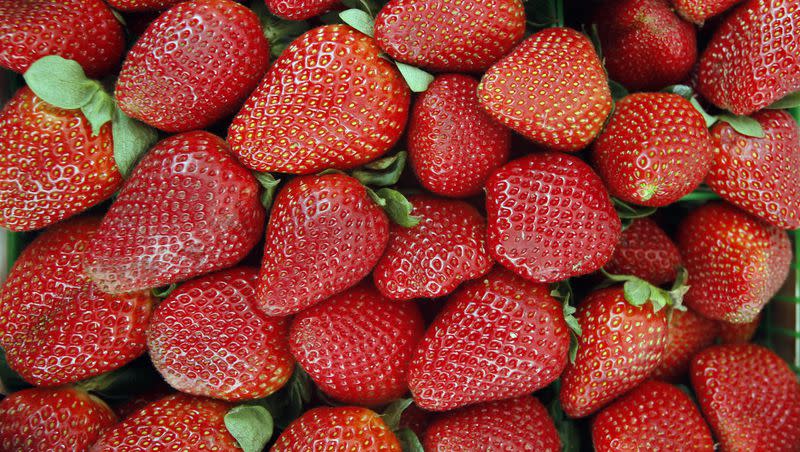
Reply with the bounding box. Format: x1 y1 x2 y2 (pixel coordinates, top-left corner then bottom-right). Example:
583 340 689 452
0 0 798 450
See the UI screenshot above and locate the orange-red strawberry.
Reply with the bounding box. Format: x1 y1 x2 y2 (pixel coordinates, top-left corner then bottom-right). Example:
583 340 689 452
271 406 401 451
266 0 340 20
486 152 621 283
84 131 265 294
691 344 800 451
592 93 714 206
718 312 762 343
228 25 410 174
678 202 791 323
147 267 294 402
105 0 183 11
605 218 681 285
672 0 745 23
478 27 612 152
652 308 719 381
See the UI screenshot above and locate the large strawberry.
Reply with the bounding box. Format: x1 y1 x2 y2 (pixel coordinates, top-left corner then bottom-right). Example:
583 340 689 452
672 0 745 23
691 344 800 451
486 152 621 283
478 27 612 152
718 312 762 343
105 0 183 11
84 131 266 294
266 0 341 20
271 406 401 451
604 218 681 285
652 308 719 381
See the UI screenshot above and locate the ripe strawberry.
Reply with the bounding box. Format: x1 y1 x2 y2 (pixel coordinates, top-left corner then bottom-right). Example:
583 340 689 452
0 387 117 452
652 308 719 381
147 267 294 402
560 287 668 418
257 173 389 316
592 380 714 451
691 344 800 451
0 87 121 232
678 202 791 323
84 131 265 294
478 27 612 152
271 406 401 451
0 217 155 386
423 397 561 451
407 74 510 197
706 109 800 229
605 218 681 285
0 0 124 77
592 93 714 206
266 0 340 20
290 282 424 406
718 311 762 343
672 0 745 23
105 0 183 11
374 0 525 72
408 267 570 411
115 0 269 132
228 25 410 174
696 0 800 115
486 152 621 283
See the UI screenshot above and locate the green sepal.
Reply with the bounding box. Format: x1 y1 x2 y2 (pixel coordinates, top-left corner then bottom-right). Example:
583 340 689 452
689 97 718 128
112 108 158 177
225 405 274 452
551 281 581 363
151 283 177 298
342 0 380 16
767 91 800 109
367 187 421 228
524 0 564 31
23 55 102 110
547 387 581 452
254 172 281 209
679 186 720 203
612 198 657 230
608 79 628 102
339 8 375 37
262 365 313 430
662 84 694 100
351 151 407 188
717 113 765 138
394 62 434 93
396 428 424 452
250 0 310 59
82 90 116 136
600 267 689 313
381 398 413 430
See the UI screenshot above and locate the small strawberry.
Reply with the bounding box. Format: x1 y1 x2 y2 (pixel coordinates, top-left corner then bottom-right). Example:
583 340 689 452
691 344 800 451
271 406 401 451
105 0 183 11
672 0 745 23
605 218 681 285
652 308 719 381
266 0 341 20
486 152 621 283
718 311 762 343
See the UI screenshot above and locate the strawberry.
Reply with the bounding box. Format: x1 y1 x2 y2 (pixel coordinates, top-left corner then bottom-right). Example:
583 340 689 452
374 0 525 72
0 0 124 77
652 308 719 381
105 0 183 11
672 0 745 23
290 282 424 406
147 267 294 402
228 25 410 175
718 311 762 343
604 218 681 285
271 406 401 451
706 109 800 229
0 387 117 451
408 267 570 411
266 0 341 20
696 0 800 115
592 93 714 206
596 0 697 91
478 27 612 152
0 217 155 386
677 202 791 323
592 380 714 451
423 396 561 451
691 344 800 451
84 131 266 294
115 0 270 133
486 152 621 283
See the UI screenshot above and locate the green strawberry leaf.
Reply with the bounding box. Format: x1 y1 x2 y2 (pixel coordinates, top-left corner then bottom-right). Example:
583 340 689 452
381 398 413 430
151 283 177 298
112 108 159 177
225 405 273 452
81 90 116 136
679 186 720 203
790 106 800 124
395 62 434 93
368 188 421 228
351 151 407 187
396 428 424 452
689 97 718 128
342 0 380 16
250 0 310 59
717 113 765 138
548 395 581 452
622 279 651 306
601 268 689 313
551 281 581 363
254 172 281 209
339 9 375 37
608 79 628 102
662 84 694 100
767 91 800 109
23 56 102 110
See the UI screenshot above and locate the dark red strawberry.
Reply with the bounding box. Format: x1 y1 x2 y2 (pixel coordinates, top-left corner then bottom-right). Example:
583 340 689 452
486 152 621 283
105 0 183 11
271 406 401 451
605 218 681 285
672 0 745 23
691 344 800 451
678 202 791 323
718 312 762 343
652 308 719 381
84 131 265 294
266 0 340 20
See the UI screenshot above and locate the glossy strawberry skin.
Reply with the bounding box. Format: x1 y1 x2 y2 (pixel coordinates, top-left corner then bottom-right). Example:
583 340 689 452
228 25 410 174
718 312 761 343
0 387 117 452
478 27 612 152
271 406 401 451
652 309 719 381
672 0 744 23
691 344 800 451
605 218 681 285
257 173 389 316
374 0 525 72
0 87 121 232
486 152 621 283
266 0 340 20
105 0 183 11
147 268 294 402
706 109 800 229
592 93 714 206
678 202 791 323
84 131 265 294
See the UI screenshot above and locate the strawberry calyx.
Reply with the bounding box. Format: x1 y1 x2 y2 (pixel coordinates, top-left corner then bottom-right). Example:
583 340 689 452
612 198 657 230
253 172 281 209
546 381 582 451
766 91 800 110
345 151 421 227
600 267 689 314
249 0 310 59
551 281 581 363
380 398 424 452
663 84 766 138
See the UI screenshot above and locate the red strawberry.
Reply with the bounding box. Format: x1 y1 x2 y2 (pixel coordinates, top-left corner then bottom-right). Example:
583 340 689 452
486 152 621 283
672 0 745 23
596 0 697 91
0 218 155 386
0 387 117 452
605 218 681 285
718 311 762 343
228 25 410 174
290 282 424 406
478 27 612 152
706 109 800 229
408 267 570 411
592 380 714 451
423 396 561 451
105 0 183 11
652 308 719 381
115 0 269 132
271 406 401 451
374 0 525 72
0 87 121 231
592 93 714 206
147 267 294 401
0 0 124 77
696 0 800 115
266 0 340 20
257 173 389 316
678 202 791 323
84 131 266 294
691 344 800 451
